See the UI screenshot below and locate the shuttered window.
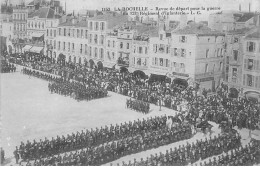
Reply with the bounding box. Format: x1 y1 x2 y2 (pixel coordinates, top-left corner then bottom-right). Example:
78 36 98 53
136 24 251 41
243 74 246 85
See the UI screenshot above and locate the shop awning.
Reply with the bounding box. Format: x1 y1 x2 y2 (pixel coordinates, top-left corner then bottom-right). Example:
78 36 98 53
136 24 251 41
31 32 44 38
23 45 32 52
30 46 43 53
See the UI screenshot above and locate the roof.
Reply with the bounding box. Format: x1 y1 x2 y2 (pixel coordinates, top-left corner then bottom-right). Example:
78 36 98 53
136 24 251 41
236 13 256 22
245 27 260 39
28 7 55 19
58 18 88 28
173 23 225 36
88 12 129 29
227 27 253 35
27 0 48 6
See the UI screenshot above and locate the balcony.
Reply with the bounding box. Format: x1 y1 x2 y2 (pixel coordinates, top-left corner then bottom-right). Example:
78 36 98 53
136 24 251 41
133 36 149 42
195 72 214 78
117 59 129 67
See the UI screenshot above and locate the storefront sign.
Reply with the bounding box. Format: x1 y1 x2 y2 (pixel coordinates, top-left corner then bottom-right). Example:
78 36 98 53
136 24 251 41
196 77 214 82
172 72 189 77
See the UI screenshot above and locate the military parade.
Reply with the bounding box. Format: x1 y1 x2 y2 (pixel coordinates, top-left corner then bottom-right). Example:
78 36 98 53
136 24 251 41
126 98 150 114
1 0 260 166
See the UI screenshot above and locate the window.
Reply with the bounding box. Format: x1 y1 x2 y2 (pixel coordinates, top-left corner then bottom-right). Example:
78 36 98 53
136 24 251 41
58 41 60 50
127 35 130 38
112 52 115 59
233 50 238 61
72 43 74 51
50 29 52 37
232 68 237 82
127 43 129 49
160 58 163 66
120 42 123 49
95 48 98 57
248 59 254 70
64 28 66 36
160 34 163 40
85 44 87 54
54 40 56 49
89 22 93 30
54 30 56 37
220 62 223 71
247 74 253 86
145 47 148 54
108 40 110 47
77 29 80 38
159 44 165 53
137 58 141 65
89 34 92 43
179 36 186 43
181 49 186 57
63 42 65 51
100 22 105 30
89 47 92 56
59 28 61 36
113 41 115 48
94 34 98 44
166 46 169 54
247 42 255 52
47 29 49 36
107 52 110 60
81 29 83 38
153 44 158 53
68 42 70 51
80 44 83 54
206 49 209 58
139 47 142 54
100 35 104 45
85 30 88 39
173 48 178 56
155 58 158 66
95 22 99 30
205 64 208 73
233 37 239 43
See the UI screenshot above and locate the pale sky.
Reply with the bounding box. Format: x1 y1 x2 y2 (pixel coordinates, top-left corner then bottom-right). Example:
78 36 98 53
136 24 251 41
9 0 260 21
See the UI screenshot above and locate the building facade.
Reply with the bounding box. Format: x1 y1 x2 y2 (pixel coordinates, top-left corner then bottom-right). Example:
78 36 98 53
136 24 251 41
241 28 260 101
171 24 225 91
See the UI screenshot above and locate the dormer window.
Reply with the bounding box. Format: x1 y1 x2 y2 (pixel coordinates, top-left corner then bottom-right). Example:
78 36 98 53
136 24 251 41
179 36 187 43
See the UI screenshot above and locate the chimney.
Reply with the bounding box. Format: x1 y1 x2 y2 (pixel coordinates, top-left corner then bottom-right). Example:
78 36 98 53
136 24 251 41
249 3 251 12
239 4 241 11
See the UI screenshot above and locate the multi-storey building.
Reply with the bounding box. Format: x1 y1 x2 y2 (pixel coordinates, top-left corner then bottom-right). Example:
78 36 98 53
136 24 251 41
149 30 171 76
223 28 253 92
54 12 129 67
241 28 260 101
130 34 149 75
26 7 61 55
115 26 132 70
55 18 88 65
171 23 225 91
104 30 118 68
1 16 14 54
12 7 28 53
13 7 28 39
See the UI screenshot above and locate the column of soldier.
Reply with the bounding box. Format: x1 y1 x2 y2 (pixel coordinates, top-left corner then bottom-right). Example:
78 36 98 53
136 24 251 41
115 131 243 166
15 113 194 166
126 98 150 114
196 140 260 166
122 132 260 166
0 61 16 73
22 67 63 82
48 81 108 101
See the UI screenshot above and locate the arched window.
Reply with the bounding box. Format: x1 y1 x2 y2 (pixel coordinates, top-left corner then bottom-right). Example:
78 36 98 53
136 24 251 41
42 23 44 29
74 57 76 63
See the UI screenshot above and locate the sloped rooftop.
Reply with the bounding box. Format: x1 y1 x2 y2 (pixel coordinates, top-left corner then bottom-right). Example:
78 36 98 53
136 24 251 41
173 23 224 36
28 7 56 19
245 27 260 39
227 27 253 35
236 13 256 22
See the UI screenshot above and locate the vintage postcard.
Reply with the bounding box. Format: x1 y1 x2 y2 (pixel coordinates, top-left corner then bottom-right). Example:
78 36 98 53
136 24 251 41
0 0 260 166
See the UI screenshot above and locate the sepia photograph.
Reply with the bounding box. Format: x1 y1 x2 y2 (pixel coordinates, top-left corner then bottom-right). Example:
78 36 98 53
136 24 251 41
0 0 260 166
